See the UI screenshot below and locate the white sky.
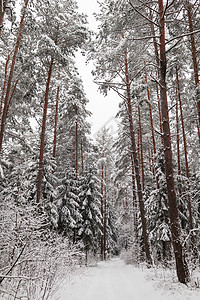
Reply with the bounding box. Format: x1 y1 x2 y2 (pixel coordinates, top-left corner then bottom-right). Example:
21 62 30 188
75 0 121 139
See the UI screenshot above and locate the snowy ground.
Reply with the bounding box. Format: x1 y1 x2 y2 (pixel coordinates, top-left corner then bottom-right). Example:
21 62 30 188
50 258 200 300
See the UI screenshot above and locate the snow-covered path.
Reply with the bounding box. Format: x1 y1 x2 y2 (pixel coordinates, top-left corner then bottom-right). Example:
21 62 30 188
51 258 199 300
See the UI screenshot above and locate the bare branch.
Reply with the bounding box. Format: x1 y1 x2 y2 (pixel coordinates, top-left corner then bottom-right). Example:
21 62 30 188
128 0 160 27
165 29 200 44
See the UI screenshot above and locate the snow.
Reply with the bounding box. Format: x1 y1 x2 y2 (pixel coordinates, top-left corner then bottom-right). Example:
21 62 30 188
50 258 200 300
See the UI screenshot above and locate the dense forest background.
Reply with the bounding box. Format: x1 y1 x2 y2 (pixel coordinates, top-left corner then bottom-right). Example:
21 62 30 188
0 0 199 299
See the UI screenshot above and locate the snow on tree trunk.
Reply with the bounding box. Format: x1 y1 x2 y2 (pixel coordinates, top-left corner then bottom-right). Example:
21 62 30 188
158 0 190 284
0 0 29 152
124 50 152 265
37 56 54 204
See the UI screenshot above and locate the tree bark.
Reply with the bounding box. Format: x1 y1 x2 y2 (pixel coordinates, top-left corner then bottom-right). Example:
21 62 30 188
0 53 11 118
138 106 144 190
103 166 107 260
186 0 200 128
0 0 29 152
124 51 152 265
175 83 182 197
144 65 159 188
36 56 54 204
53 72 60 159
176 67 193 231
158 0 189 283
100 156 104 260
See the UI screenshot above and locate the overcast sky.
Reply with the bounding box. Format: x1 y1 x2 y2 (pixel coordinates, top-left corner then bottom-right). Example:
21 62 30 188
75 0 121 139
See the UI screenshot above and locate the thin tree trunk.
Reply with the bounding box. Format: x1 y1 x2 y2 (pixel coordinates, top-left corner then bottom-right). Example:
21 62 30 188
131 154 138 240
124 51 152 265
157 84 163 144
36 56 54 204
53 72 60 159
144 65 159 188
81 140 84 176
175 84 182 197
149 12 163 146
6 79 18 116
158 0 189 283
0 53 11 118
138 106 144 190
75 119 78 182
0 0 29 152
103 166 107 260
176 66 193 231
186 0 200 127
137 129 141 173
101 158 104 260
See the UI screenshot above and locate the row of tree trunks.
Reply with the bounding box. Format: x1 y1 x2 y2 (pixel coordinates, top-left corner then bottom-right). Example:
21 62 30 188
144 66 159 189
158 0 189 284
175 67 193 232
124 50 152 265
36 56 54 204
186 0 200 130
0 0 29 152
53 72 60 159
138 106 145 191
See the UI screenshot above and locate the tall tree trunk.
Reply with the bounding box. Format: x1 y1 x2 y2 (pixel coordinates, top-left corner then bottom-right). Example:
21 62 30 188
0 53 11 118
138 106 144 190
103 166 107 260
36 56 54 204
158 0 189 283
53 72 60 159
131 154 138 240
100 158 104 260
75 118 78 182
81 140 84 176
149 12 163 146
124 51 152 265
175 84 182 197
176 67 193 231
186 0 200 129
0 0 29 152
144 65 159 188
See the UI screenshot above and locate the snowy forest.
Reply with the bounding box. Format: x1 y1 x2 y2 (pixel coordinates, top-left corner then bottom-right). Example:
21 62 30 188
0 0 200 299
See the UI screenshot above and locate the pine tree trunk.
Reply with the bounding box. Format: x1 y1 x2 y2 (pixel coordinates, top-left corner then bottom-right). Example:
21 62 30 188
100 159 104 260
149 12 163 146
0 0 29 152
124 51 152 265
36 56 54 204
103 166 107 260
138 106 144 190
81 141 84 176
158 0 189 283
186 0 200 127
144 66 159 188
0 53 11 118
53 72 60 158
175 84 182 197
75 119 78 182
176 67 193 231
131 154 138 240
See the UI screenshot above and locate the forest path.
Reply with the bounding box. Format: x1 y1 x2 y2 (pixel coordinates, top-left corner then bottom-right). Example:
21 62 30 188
51 258 197 300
